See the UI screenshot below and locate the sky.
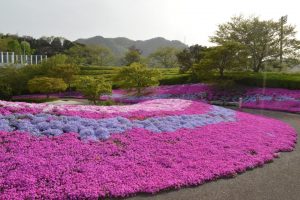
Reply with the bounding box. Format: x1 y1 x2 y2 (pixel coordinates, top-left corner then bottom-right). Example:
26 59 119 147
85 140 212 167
0 0 299 46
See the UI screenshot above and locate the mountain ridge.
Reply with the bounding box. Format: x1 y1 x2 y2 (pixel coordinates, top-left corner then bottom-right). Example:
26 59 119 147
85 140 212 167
75 36 188 57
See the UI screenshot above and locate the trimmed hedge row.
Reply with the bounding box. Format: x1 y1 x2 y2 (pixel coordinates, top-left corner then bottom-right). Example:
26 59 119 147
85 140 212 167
79 66 300 89
231 72 300 90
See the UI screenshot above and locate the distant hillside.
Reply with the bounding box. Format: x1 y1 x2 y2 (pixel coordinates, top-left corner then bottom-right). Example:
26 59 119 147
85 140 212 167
75 36 188 56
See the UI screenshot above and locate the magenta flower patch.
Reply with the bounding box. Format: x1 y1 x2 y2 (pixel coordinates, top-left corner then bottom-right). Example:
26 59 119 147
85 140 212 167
0 99 297 199
13 84 300 113
101 84 300 113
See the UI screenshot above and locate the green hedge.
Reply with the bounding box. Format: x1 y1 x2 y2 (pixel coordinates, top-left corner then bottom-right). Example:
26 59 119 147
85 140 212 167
159 74 197 85
79 66 300 89
231 72 300 89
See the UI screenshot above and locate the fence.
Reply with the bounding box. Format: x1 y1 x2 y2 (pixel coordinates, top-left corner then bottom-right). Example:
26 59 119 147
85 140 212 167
0 52 47 66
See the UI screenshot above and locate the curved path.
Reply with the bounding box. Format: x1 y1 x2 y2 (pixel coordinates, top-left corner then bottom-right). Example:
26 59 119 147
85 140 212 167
125 108 300 200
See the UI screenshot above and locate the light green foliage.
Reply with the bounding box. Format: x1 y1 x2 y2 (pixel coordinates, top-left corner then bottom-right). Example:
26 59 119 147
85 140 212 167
66 45 86 64
75 76 112 104
42 54 69 68
0 66 30 95
51 64 80 88
0 37 10 51
115 62 161 94
41 54 80 87
78 65 182 88
211 15 300 72
28 77 67 98
195 41 247 78
89 45 114 66
66 45 114 66
149 47 179 68
7 39 21 54
20 41 33 55
0 37 24 53
123 47 142 66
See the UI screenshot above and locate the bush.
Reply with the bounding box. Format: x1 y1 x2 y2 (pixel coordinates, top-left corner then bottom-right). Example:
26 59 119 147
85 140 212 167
233 72 300 89
28 77 68 98
115 62 161 94
159 74 197 85
75 76 112 104
0 84 12 100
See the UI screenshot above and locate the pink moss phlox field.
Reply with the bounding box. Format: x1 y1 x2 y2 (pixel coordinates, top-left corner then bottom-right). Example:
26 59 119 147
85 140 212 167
241 87 300 113
0 99 297 199
1 99 210 119
12 83 300 113
102 84 213 104
53 99 211 119
246 87 300 98
107 85 300 113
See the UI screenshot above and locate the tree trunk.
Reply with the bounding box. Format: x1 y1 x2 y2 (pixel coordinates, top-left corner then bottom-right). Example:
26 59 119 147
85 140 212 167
252 54 263 72
253 61 262 72
252 55 259 72
46 94 49 99
137 87 141 96
219 68 224 78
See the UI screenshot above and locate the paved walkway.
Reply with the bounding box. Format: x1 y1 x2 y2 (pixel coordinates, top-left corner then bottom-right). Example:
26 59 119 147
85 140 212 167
125 108 300 200
45 98 90 105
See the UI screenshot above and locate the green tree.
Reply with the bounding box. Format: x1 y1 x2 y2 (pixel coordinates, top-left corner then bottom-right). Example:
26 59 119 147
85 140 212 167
195 42 246 78
41 54 80 88
149 47 179 68
0 37 11 51
53 64 80 88
65 45 86 64
115 62 161 95
75 76 112 104
90 45 114 66
42 54 69 68
211 15 300 72
0 66 28 95
176 45 207 73
7 39 21 54
0 64 45 95
20 41 33 55
66 45 114 66
123 46 142 66
51 37 64 53
0 34 76 56
28 77 67 98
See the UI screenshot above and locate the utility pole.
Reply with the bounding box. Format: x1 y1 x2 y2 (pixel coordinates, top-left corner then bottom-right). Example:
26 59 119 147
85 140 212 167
280 15 287 68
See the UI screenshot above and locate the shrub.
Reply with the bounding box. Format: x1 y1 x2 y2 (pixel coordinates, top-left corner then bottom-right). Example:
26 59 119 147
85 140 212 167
159 74 195 85
28 77 67 98
75 76 112 104
234 73 300 89
0 84 12 100
115 62 161 95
